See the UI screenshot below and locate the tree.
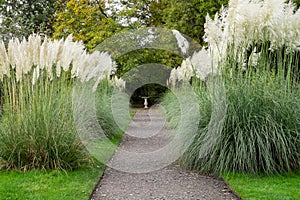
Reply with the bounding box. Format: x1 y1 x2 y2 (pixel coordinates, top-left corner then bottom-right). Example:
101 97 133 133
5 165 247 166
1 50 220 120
160 0 229 43
52 0 121 51
116 49 183 77
113 0 229 43
0 0 57 42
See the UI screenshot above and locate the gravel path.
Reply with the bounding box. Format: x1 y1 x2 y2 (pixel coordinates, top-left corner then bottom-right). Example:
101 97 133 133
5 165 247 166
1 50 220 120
90 108 240 200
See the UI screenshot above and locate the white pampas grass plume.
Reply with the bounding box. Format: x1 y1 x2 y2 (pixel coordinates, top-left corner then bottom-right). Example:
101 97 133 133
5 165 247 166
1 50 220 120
71 50 88 78
111 76 126 90
7 38 20 69
0 41 10 80
60 35 75 72
32 66 40 85
168 68 177 87
190 49 214 81
20 37 32 75
1 33 115 85
204 0 300 66
39 38 48 70
80 51 114 83
172 30 190 55
28 34 41 66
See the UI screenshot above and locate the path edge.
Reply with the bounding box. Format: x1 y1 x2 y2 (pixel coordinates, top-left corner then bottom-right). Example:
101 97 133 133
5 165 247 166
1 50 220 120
88 109 139 200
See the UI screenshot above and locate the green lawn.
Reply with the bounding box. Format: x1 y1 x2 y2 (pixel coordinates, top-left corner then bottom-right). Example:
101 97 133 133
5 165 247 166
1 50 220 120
0 166 103 200
0 138 117 200
223 172 300 200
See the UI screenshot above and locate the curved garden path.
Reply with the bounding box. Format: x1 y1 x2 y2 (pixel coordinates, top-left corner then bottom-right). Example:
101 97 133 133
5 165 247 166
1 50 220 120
90 108 239 200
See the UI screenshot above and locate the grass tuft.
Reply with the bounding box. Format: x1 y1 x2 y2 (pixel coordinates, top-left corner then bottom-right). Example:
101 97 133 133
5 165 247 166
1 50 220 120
0 70 89 171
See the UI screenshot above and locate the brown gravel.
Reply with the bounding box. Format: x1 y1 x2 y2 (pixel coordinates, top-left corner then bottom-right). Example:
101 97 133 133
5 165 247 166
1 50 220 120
90 109 240 200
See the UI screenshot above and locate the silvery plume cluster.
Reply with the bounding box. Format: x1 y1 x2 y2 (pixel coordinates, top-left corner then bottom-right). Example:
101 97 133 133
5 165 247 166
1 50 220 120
168 49 213 87
0 34 125 91
111 76 126 90
169 0 300 87
204 0 300 65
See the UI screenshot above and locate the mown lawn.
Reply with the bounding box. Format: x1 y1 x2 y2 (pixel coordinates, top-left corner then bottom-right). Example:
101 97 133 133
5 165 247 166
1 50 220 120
0 138 114 200
224 172 300 200
0 166 103 200
0 138 117 200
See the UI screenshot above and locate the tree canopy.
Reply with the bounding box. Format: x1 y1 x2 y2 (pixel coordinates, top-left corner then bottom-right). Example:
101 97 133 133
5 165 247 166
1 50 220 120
52 0 121 51
0 0 57 42
104 0 229 77
115 0 229 43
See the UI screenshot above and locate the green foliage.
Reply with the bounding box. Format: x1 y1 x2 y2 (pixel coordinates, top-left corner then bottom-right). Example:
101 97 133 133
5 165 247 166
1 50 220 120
52 0 121 51
160 91 180 128
188 75 300 174
293 0 300 8
118 52 175 105
117 0 229 43
0 104 130 198
116 49 182 76
162 47 300 175
96 80 131 138
95 27 185 85
0 0 56 42
0 73 130 171
0 70 88 171
159 0 228 43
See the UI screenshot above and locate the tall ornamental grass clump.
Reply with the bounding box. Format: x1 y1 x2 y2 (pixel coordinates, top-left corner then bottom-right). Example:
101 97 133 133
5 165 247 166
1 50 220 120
181 61 300 175
95 78 129 139
160 91 180 128
0 70 86 170
164 0 300 175
0 35 115 171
